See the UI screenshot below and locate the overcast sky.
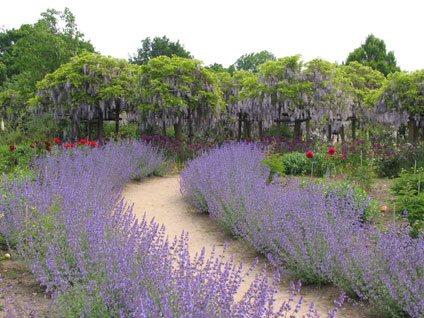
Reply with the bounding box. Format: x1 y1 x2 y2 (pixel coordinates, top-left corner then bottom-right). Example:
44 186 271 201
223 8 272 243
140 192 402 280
1 0 423 71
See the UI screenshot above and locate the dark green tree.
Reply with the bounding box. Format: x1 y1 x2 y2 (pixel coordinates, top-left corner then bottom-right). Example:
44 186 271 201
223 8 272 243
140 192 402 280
346 34 400 76
130 36 191 65
0 8 93 89
233 50 276 72
0 8 94 124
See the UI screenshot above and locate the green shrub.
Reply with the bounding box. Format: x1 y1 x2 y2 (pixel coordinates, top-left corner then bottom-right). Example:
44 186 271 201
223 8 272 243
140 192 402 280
282 152 311 175
395 193 424 237
282 152 328 177
392 168 424 195
344 164 376 192
374 143 424 178
392 168 424 236
0 144 37 175
262 154 285 179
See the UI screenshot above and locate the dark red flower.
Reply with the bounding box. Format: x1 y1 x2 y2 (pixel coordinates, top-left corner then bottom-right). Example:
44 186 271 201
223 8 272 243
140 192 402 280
328 147 336 155
53 137 62 145
9 145 16 152
30 144 35 149
339 153 347 160
45 141 51 147
306 150 314 159
46 145 51 152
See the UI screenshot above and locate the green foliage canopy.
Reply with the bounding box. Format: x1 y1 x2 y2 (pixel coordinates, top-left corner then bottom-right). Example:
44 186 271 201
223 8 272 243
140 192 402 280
258 55 312 123
136 56 223 130
373 70 424 125
35 52 136 123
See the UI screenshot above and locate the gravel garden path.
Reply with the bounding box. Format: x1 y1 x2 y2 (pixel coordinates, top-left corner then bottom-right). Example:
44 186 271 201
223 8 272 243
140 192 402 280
123 175 379 318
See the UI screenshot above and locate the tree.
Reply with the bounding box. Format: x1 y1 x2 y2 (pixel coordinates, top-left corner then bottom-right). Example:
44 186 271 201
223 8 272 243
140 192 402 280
346 34 400 76
207 63 229 73
373 70 424 143
35 52 136 139
137 56 223 141
130 36 191 65
233 50 276 72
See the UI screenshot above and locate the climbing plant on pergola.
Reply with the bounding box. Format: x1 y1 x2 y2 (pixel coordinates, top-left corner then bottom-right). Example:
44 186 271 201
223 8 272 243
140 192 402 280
373 70 424 143
340 61 385 142
34 52 136 139
136 56 223 141
304 59 353 142
257 55 312 140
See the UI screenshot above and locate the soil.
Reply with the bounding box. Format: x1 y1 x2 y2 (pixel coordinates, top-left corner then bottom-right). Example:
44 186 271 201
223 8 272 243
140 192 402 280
0 257 52 317
123 175 383 318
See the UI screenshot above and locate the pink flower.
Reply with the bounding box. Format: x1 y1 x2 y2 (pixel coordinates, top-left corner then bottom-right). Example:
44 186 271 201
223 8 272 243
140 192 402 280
328 147 336 155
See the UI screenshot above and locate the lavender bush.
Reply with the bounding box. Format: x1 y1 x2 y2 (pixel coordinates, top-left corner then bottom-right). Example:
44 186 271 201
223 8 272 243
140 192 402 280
0 141 331 317
180 142 424 317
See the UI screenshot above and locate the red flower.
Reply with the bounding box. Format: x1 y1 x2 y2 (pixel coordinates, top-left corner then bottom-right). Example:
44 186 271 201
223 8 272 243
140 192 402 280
306 150 314 159
46 145 51 152
77 138 88 145
88 141 97 147
326 154 331 160
328 147 336 155
45 141 51 147
53 137 62 145
9 145 16 152
64 143 75 148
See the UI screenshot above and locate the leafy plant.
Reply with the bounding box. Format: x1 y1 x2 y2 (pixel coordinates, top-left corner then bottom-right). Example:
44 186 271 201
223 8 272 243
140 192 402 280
392 168 424 236
282 152 328 177
262 153 285 179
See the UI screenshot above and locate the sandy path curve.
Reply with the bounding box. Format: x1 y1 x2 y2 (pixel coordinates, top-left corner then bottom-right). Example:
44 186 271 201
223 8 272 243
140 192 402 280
123 175 378 318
